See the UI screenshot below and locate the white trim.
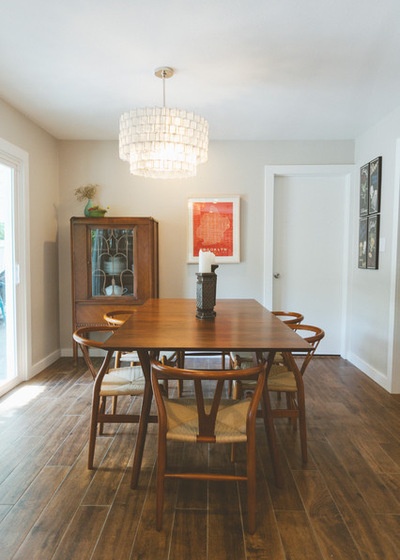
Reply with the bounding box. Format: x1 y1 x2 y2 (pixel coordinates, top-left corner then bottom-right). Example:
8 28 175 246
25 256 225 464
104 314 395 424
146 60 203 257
387 139 400 393
0 138 31 390
347 351 391 392
30 349 61 378
264 164 354 357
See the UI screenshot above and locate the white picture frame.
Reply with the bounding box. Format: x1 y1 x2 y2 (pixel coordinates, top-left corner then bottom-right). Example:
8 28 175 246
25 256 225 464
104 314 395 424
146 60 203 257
187 196 240 263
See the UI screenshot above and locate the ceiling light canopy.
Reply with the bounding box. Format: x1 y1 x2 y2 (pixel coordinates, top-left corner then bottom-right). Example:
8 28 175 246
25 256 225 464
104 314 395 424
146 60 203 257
119 67 209 179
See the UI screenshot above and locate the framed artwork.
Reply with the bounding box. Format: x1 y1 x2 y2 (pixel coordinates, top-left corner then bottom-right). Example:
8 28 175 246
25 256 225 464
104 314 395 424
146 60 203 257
359 156 381 269
368 156 382 214
359 163 369 216
188 196 240 263
367 214 380 270
358 217 367 269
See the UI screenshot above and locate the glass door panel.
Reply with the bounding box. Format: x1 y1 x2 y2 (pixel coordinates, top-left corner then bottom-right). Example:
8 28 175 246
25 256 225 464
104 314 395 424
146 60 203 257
90 227 136 297
0 163 16 385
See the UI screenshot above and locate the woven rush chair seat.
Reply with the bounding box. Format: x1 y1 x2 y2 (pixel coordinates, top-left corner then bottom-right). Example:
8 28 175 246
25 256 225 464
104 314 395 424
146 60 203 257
99 365 145 396
163 397 251 443
266 367 297 392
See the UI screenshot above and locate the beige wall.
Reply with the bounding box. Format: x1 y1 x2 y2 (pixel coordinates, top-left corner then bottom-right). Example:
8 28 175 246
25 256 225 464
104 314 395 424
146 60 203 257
0 98 59 371
58 139 354 354
352 105 400 392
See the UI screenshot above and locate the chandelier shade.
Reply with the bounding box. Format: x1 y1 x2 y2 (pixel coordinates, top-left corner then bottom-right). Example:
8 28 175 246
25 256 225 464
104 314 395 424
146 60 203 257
119 68 209 179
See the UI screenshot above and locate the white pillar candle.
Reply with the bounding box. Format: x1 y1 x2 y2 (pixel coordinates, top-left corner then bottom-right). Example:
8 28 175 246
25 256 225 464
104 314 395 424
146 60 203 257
199 250 215 273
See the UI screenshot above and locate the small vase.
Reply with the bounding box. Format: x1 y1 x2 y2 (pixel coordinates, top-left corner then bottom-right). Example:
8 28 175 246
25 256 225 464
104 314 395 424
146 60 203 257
84 199 94 217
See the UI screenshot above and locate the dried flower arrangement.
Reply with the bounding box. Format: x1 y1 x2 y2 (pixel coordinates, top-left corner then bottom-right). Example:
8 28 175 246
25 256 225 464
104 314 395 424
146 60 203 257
74 184 98 201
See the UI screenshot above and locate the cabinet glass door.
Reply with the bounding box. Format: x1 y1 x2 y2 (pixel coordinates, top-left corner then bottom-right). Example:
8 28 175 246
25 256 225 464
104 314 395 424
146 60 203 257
90 227 135 297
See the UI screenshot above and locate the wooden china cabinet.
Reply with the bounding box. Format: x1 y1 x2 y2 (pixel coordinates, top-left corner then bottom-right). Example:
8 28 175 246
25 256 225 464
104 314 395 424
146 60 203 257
70 216 159 360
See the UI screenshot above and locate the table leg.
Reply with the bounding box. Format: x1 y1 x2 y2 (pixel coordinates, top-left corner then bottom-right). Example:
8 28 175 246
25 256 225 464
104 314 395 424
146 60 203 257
261 351 284 488
130 349 153 489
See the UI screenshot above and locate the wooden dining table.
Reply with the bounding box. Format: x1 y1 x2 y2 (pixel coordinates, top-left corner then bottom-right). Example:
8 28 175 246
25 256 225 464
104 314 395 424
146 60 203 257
104 298 311 488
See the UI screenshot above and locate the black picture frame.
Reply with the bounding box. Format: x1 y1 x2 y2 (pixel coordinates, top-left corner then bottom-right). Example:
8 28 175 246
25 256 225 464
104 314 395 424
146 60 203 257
367 215 380 270
368 156 382 214
360 163 369 216
358 218 367 269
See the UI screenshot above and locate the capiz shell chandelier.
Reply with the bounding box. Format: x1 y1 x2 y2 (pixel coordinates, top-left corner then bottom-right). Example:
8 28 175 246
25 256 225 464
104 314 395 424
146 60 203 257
119 67 209 179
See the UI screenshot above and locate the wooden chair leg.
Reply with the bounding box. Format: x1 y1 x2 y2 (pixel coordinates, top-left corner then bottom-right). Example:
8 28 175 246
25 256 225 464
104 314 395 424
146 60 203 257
114 351 122 368
98 396 106 435
156 435 167 531
88 392 101 469
285 392 296 427
230 443 236 463
130 380 153 489
297 390 308 464
247 438 257 534
112 395 118 415
261 385 283 488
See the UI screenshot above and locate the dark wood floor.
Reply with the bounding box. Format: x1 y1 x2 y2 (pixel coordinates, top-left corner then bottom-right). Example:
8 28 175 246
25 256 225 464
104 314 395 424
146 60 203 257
0 356 399 559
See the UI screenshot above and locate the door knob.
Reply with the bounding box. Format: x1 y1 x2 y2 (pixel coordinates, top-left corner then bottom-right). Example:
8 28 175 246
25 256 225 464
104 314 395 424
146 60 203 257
274 273 280 279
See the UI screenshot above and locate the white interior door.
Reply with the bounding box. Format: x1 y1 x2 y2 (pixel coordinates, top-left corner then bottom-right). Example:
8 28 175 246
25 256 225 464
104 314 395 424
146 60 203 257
264 165 353 355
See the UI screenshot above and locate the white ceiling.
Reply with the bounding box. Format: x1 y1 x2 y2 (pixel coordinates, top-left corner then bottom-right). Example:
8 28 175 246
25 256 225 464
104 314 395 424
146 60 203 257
1 0 400 142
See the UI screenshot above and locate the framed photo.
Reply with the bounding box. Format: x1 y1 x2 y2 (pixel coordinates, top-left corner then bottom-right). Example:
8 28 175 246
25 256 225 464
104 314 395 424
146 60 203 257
188 196 240 263
368 156 382 214
359 163 369 216
367 215 380 270
358 218 367 269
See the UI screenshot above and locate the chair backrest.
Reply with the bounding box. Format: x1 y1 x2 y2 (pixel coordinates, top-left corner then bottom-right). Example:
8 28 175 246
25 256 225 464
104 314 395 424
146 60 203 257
104 309 136 326
150 359 267 442
285 324 325 375
272 311 304 324
73 326 118 379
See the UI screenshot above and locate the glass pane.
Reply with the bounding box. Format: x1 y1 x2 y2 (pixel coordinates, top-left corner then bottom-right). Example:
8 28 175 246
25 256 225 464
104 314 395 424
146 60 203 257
0 163 17 384
90 227 135 297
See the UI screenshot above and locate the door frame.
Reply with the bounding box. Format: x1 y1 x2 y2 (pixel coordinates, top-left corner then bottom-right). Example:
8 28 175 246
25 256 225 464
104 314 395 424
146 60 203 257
0 138 31 394
263 164 354 358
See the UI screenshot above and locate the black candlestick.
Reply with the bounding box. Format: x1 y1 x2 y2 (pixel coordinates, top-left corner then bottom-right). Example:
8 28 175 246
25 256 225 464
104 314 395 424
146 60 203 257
196 264 219 319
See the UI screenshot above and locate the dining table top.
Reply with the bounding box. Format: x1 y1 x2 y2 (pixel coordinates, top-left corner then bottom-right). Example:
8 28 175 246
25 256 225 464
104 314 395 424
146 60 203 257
105 298 311 353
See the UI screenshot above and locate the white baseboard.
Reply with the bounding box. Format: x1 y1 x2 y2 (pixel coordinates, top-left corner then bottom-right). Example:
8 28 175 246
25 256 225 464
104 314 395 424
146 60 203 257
61 347 74 358
29 349 61 379
347 352 390 392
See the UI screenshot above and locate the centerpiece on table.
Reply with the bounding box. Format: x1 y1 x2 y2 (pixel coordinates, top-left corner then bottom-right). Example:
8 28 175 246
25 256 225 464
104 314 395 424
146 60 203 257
74 184 108 217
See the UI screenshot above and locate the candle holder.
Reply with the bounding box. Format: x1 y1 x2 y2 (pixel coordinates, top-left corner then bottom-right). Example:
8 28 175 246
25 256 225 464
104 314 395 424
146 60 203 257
196 264 219 320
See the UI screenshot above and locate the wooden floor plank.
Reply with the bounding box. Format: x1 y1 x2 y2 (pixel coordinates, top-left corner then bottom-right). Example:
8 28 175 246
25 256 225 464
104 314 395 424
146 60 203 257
0 415 79 504
11 450 98 560
310 438 400 559
275 510 324 560
170 509 208 560
240 462 286 560
90 468 152 560
0 466 69 560
51 505 109 560
326 430 400 514
208 480 246 560
293 469 363 560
